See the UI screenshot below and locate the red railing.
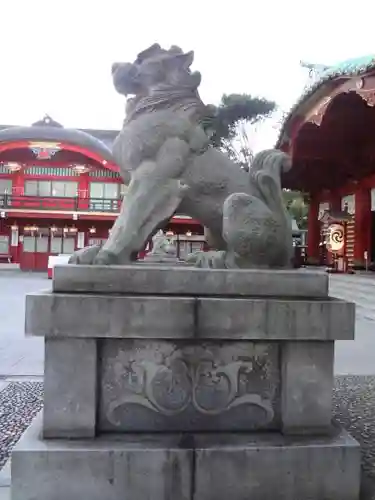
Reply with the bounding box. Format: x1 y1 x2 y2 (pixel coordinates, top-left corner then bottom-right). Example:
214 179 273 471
0 194 122 213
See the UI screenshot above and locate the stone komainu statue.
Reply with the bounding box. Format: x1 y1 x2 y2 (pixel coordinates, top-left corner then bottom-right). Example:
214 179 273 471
70 44 293 269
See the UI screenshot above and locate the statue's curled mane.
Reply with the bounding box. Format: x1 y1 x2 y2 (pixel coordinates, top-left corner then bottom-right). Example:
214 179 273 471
125 88 205 124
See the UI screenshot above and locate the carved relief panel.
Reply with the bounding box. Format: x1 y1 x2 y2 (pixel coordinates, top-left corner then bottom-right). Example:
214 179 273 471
98 340 280 432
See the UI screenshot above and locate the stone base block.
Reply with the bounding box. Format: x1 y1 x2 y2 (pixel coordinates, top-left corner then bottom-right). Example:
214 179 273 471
11 416 360 500
11 415 192 500
194 430 360 500
53 264 328 297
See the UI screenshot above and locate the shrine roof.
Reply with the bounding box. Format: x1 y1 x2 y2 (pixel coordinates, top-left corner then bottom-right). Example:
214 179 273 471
276 54 375 148
0 116 118 165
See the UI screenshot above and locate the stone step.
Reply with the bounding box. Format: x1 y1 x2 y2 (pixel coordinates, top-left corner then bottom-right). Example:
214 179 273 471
12 414 361 500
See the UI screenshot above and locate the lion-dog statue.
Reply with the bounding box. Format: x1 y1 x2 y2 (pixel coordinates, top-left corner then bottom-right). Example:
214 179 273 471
69 44 293 269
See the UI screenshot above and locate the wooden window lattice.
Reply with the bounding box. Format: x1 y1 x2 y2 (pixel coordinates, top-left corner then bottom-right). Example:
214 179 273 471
89 169 120 178
24 166 79 176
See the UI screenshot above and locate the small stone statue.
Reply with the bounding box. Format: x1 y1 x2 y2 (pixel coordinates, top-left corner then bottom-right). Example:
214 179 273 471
69 43 293 269
144 230 178 262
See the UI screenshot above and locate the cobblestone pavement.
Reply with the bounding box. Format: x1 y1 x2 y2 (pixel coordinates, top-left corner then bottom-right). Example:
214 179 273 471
0 382 43 469
333 376 375 499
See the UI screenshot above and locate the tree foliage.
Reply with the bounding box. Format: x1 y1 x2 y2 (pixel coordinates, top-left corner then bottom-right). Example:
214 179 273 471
283 190 309 230
203 94 276 169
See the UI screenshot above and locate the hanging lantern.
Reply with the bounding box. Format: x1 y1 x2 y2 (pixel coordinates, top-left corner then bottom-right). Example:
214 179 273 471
327 223 345 253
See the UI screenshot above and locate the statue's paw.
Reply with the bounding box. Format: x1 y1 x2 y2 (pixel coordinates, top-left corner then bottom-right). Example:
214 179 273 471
68 245 101 265
69 246 122 266
186 250 227 269
93 249 119 266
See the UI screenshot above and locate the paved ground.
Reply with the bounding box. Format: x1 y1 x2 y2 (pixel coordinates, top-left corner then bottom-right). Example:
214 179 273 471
0 272 45 380
331 274 375 375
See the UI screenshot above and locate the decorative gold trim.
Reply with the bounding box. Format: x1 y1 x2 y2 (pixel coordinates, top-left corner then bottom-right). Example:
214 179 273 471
355 88 375 107
28 141 61 149
307 97 332 125
355 78 364 89
304 83 375 127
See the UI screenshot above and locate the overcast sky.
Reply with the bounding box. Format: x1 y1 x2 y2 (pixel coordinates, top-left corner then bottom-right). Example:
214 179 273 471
1 0 374 150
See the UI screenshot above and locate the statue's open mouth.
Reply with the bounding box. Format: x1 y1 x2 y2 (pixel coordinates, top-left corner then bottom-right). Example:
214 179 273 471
112 62 141 96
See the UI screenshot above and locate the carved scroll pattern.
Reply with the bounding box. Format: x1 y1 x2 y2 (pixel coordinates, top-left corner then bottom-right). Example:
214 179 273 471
104 342 276 426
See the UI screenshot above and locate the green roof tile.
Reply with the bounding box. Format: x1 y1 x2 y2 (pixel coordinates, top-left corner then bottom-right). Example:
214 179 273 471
326 55 375 75
276 54 375 147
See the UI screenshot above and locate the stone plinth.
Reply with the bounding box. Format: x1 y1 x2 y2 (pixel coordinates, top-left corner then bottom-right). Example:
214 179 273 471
142 254 181 264
12 415 360 500
12 265 361 499
52 264 328 296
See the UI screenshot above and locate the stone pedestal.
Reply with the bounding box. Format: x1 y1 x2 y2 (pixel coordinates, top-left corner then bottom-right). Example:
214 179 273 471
12 265 361 500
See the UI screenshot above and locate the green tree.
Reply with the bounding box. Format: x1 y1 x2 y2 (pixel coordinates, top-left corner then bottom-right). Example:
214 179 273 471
203 94 276 170
283 190 309 230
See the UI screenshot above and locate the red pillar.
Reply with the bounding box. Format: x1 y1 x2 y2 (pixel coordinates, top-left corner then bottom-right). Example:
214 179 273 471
12 170 24 195
78 173 90 210
307 196 320 260
354 187 371 264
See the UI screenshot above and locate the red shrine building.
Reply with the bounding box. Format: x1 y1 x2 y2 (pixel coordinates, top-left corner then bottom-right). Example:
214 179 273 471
278 55 375 270
0 115 203 271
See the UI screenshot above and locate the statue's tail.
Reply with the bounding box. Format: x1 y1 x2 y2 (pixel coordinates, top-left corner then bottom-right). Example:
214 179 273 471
249 149 291 189
247 149 293 266
248 148 292 232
